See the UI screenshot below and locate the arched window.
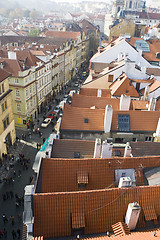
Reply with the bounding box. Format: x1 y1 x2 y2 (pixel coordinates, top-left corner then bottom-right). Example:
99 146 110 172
118 6 120 12
129 0 132 8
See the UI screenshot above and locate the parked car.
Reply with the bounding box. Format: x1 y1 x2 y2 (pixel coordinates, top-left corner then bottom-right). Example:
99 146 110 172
63 95 68 101
68 90 76 97
41 118 51 127
48 111 57 119
54 105 60 114
74 82 79 87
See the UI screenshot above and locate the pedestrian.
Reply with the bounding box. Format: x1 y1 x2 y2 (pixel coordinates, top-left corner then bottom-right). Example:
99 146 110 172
10 215 14 225
10 191 14 198
17 213 22 222
2 214 8 223
37 119 39 125
2 193 6 201
17 229 20 239
40 132 42 138
24 134 26 140
28 131 32 139
18 170 21 178
12 230 16 240
3 228 7 238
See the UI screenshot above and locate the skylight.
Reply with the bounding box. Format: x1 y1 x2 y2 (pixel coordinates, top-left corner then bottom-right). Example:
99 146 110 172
135 40 150 53
118 114 130 132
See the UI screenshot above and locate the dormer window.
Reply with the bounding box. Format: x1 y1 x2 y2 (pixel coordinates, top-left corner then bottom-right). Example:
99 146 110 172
84 118 88 123
77 171 88 189
74 152 80 158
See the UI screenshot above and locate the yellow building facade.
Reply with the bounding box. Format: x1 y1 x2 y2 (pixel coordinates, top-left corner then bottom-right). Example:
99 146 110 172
0 69 16 156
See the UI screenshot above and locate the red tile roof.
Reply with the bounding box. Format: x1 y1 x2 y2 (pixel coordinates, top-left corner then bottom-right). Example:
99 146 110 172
33 156 160 238
80 88 111 98
51 139 95 158
111 110 160 132
131 100 148 110
128 38 160 62
80 229 160 239
60 104 105 132
45 31 81 40
0 67 10 82
33 185 160 238
130 142 160 157
110 74 139 97
71 93 119 110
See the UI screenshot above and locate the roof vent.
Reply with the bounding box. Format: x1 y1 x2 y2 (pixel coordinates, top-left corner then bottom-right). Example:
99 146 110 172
84 118 88 123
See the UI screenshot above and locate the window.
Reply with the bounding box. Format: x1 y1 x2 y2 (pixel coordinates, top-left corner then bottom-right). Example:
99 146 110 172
15 79 19 84
145 136 152 142
118 115 130 132
115 150 121 156
3 116 9 130
15 89 20 97
17 103 21 112
84 118 88 123
121 172 126 177
132 138 137 142
2 101 7 112
74 152 80 158
26 89 28 97
27 102 29 110
1 83 4 93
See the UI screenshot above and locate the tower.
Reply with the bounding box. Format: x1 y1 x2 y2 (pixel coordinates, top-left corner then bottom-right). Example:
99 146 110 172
112 0 124 19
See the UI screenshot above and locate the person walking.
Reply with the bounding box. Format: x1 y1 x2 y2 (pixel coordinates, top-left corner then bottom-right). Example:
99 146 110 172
12 230 16 239
0 230 3 238
3 228 7 238
2 214 8 223
10 215 14 225
17 229 21 239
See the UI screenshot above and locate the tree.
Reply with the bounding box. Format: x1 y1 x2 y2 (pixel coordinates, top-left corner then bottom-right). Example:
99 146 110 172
28 28 40 37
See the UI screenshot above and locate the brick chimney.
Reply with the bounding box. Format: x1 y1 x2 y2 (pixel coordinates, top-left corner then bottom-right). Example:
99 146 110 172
124 142 132 157
101 140 113 158
148 97 156 111
119 95 131 111
104 105 113 133
93 138 101 158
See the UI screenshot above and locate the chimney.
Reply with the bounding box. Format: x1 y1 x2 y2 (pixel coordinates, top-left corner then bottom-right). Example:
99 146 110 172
118 52 122 62
155 118 160 138
119 95 131 111
93 138 101 158
8 51 17 60
125 202 141 230
97 89 102 97
104 105 113 133
143 85 149 101
101 140 113 158
141 66 146 74
124 142 131 157
148 97 156 111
